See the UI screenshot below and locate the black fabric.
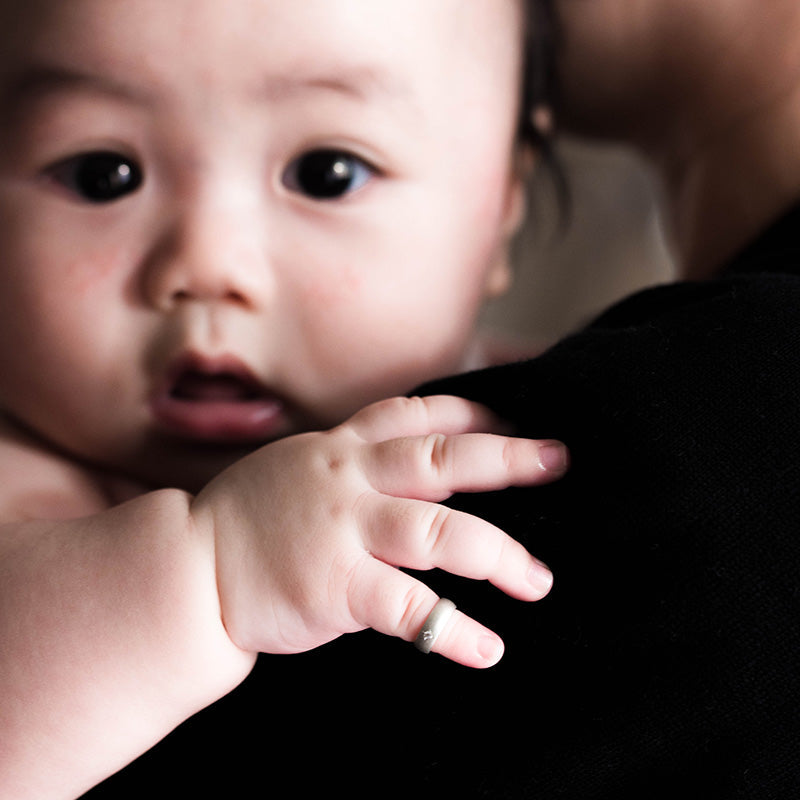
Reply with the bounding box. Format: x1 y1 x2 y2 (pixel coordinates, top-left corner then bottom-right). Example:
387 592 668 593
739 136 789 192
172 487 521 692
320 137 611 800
82 209 800 799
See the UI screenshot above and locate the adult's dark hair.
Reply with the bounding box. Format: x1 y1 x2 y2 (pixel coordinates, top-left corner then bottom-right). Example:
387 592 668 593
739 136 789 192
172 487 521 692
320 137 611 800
519 0 560 147
520 0 569 220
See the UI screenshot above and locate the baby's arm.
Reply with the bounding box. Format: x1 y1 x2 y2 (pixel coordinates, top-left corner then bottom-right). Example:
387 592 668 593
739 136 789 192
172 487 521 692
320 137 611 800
1 396 565 798
1 489 254 799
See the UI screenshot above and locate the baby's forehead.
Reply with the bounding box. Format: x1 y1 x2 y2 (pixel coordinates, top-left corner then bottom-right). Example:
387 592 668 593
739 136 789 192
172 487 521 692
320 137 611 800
0 0 523 64
0 0 524 117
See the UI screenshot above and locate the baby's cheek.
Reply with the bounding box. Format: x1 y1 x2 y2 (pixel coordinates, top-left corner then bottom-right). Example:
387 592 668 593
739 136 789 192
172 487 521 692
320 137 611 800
62 251 126 299
297 264 365 308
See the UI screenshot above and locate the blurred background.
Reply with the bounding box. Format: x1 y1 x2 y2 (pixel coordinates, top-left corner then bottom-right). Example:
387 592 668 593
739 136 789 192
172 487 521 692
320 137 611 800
481 136 676 345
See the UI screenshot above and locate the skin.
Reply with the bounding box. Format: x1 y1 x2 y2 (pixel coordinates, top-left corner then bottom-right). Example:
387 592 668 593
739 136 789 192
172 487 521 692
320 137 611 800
555 0 800 278
0 2 567 797
0 0 528 493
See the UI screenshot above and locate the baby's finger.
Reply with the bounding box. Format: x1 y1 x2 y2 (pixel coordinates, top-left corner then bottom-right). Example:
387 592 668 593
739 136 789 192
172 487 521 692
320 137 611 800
358 493 553 601
345 395 508 442
364 432 568 501
348 558 505 668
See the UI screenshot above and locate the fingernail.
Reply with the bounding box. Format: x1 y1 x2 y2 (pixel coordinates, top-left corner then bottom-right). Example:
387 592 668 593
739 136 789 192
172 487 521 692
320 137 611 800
528 562 554 596
538 441 569 473
478 633 504 664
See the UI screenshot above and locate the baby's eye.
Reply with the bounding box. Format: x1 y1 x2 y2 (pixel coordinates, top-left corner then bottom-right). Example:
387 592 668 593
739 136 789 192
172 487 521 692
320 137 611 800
47 151 143 203
282 149 373 200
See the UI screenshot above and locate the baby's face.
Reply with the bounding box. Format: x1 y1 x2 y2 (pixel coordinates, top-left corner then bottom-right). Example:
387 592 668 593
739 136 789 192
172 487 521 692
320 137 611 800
0 0 525 489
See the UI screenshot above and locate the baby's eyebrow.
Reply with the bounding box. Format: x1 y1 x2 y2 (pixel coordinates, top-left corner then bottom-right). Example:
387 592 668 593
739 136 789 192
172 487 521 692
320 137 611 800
1 62 153 111
259 64 414 108
0 60 421 123
257 64 422 128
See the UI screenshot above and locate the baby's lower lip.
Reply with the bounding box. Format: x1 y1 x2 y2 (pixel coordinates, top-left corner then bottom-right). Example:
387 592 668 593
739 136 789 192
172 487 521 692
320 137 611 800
150 379 289 442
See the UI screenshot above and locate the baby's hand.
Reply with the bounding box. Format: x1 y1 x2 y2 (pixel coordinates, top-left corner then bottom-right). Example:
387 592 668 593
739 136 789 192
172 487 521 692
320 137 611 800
191 396 567 668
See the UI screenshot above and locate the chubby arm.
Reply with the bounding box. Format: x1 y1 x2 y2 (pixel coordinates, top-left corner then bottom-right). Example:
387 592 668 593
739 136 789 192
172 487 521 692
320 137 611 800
1 489 255 800
1 396 566 798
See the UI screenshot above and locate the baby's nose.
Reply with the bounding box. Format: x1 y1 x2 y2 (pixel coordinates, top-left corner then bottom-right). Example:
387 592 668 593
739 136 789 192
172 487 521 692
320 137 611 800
142 203 272 311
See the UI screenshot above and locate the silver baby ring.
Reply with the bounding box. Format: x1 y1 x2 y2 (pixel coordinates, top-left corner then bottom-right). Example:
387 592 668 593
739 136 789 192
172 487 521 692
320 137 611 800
414 598 457 654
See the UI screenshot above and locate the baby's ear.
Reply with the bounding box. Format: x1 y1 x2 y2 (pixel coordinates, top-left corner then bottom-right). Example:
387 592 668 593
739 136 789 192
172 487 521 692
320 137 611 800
484 248 513 298
503 167 529 238
483 151 530 300
503 128 544 238
486 124 549 301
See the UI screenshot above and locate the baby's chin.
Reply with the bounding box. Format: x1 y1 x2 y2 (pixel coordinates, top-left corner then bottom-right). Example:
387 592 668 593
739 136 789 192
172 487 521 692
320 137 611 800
101 436 265 495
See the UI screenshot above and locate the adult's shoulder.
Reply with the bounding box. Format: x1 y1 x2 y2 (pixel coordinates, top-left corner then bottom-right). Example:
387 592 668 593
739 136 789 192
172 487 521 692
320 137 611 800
588 268 800 336
424 270 800 439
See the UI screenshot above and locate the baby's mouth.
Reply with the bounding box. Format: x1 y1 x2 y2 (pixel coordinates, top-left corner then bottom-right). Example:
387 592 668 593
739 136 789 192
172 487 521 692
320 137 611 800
170 370 264 403
151 356 288 442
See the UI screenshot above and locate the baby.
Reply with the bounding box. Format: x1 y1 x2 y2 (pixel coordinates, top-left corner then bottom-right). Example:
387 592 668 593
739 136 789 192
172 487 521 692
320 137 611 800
0 0 566 796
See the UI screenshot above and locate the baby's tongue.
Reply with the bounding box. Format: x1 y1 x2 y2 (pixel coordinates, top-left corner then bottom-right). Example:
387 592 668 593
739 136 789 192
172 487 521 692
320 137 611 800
172 372 255 402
